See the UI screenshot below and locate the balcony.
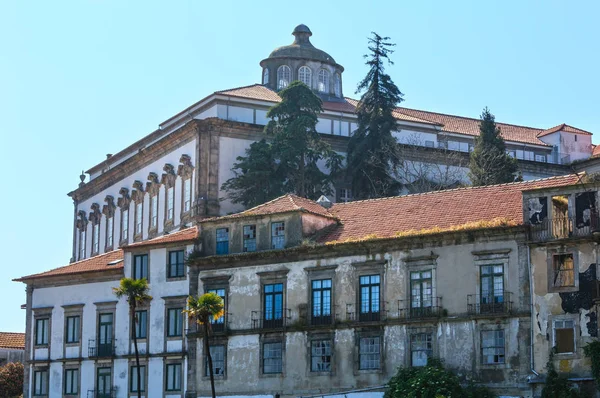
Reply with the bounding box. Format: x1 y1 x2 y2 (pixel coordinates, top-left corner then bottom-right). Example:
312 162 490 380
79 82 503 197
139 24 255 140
467 292 513 315
251 309 291 330
398 298 442 319
344 303 388 323
530 216 600 242
87 388 117 398
88 339 115 358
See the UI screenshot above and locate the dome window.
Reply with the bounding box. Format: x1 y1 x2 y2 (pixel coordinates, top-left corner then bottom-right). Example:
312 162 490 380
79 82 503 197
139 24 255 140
298 66 312 87
318 69 329 93
263 68 270 85
277 65 291 90
334 73 341 97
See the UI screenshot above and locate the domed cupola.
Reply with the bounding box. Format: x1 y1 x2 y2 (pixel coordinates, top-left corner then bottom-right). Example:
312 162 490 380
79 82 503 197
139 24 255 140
260 24 345 100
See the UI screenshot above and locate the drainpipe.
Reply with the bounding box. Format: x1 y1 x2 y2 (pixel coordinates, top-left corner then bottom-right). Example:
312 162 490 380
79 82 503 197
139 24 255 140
527 244 540 377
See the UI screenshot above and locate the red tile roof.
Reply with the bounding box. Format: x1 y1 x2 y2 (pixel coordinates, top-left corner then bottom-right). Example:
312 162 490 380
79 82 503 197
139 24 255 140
0 332 25 350
317 174 583 243
202 194 337 222
15 250 124 281
537 123 593 138
593 144 600 158
123 227 198 248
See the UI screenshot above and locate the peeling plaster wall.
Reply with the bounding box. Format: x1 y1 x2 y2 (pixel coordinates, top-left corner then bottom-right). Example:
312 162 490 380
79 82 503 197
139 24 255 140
194 238 532 397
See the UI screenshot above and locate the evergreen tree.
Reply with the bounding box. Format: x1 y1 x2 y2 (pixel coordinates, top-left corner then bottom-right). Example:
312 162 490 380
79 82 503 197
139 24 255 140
222 81 341 205
469 107 519 186
347 32 404 199
221 139 284 208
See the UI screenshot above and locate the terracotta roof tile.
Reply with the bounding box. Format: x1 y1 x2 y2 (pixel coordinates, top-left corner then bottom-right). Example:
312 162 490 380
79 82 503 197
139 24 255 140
15 250 124 281
317 174 583 243
593 144 600 158
123 227 198 248
537 123 593 138
0 332 25 350
202 194 336 223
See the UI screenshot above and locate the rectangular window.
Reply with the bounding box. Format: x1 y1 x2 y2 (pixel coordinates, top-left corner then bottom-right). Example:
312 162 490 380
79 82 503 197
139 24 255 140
168 250 185 278
311 279 332 325
134 310 147 339
130 365 146 393
481 330 505 364
122 209 129 240
205 345 226 376
79 230 86 260
411 333 433 367
554 320 576 354
264 283 284 327
535 154 546 162
150 195 158 228
208 288 226 328
553 254 575 287
410 271 432 312
167 308 183 337
183 178 192 213
359 275 380 321
135 202 143 235
216 228 229 255
64 368 78 395
93 223 100 253
481 264 504 303
65 316 80 344
271 222 285 249
166 363 182 391
33 369 48 396
106 216 113 247
35 318 49 346
133 254 148 280
167 187 175 220
263 342 283 374
359 336 381 370
243 225 257 252
311 339 332 372
339 188 352 203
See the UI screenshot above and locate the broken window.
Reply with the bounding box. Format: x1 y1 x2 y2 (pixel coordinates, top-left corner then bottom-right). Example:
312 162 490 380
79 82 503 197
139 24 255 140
481 330 505 364
528 197 548 224
575 191 597 228
553 253 575 287
554 319 575 354
411 333 433 367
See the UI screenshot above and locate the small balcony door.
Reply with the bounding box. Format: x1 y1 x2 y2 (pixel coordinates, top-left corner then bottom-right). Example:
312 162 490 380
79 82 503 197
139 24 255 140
410 271 433 317
96 367 112 398
263 283 283 328
480 265 504 312
98 313 113 357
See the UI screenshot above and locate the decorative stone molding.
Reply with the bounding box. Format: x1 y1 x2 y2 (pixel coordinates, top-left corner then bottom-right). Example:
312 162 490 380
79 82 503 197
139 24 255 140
146 172 161 196
117 188 131 210
102 195 116 218
76 211 88 231
132 180 145 203
89 203 102 225
162 164 177 188
177 154 194 179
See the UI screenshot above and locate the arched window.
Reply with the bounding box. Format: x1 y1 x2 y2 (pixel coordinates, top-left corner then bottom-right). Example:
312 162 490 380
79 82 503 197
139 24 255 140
277 65 291 89
334 73 341 97
263 68 269 85
318 69 329 93
298 66 312 87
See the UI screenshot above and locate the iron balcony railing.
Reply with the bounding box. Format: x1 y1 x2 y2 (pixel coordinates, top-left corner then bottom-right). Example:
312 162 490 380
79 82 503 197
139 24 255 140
87 388 117 398
88 339 115 358
530 216 600 242
251 309 291 330
345 302 389 322
398 297 442 319
467 292 513 315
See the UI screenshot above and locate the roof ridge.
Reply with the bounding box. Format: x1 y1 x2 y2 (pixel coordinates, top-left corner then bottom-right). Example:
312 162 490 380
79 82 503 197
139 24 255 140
331 174 583 208
396 106 545 132
216 83 273 95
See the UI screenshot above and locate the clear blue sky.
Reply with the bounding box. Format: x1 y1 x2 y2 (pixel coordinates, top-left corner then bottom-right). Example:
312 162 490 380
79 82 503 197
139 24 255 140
1 1 599 333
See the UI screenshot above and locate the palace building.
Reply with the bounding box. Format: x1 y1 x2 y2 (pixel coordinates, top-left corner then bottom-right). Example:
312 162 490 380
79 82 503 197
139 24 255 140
15 24 600 398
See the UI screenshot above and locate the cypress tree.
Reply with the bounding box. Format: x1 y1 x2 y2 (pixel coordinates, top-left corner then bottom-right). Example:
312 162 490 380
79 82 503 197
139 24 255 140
469 107 519 186
347 32 404 199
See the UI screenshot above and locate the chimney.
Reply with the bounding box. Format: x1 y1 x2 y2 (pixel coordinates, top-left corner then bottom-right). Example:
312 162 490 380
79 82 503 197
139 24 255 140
316 195 332 209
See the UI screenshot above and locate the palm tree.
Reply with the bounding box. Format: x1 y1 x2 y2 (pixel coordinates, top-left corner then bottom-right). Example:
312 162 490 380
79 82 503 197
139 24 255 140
113 278 152 398
183 293 224 398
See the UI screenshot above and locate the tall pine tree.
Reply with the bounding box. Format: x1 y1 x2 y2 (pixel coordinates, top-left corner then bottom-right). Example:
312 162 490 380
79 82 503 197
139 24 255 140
347 32 404 200
469 107 519 186
221 81 341 207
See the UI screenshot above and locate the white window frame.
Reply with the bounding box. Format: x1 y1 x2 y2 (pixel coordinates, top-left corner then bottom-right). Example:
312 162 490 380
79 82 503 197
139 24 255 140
334 73 341 97
262 68 269 85
318 69 329 93
552 316 577 355
167 186 175 221
277 65 291 90
183 178 192 213
298 66 312 87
